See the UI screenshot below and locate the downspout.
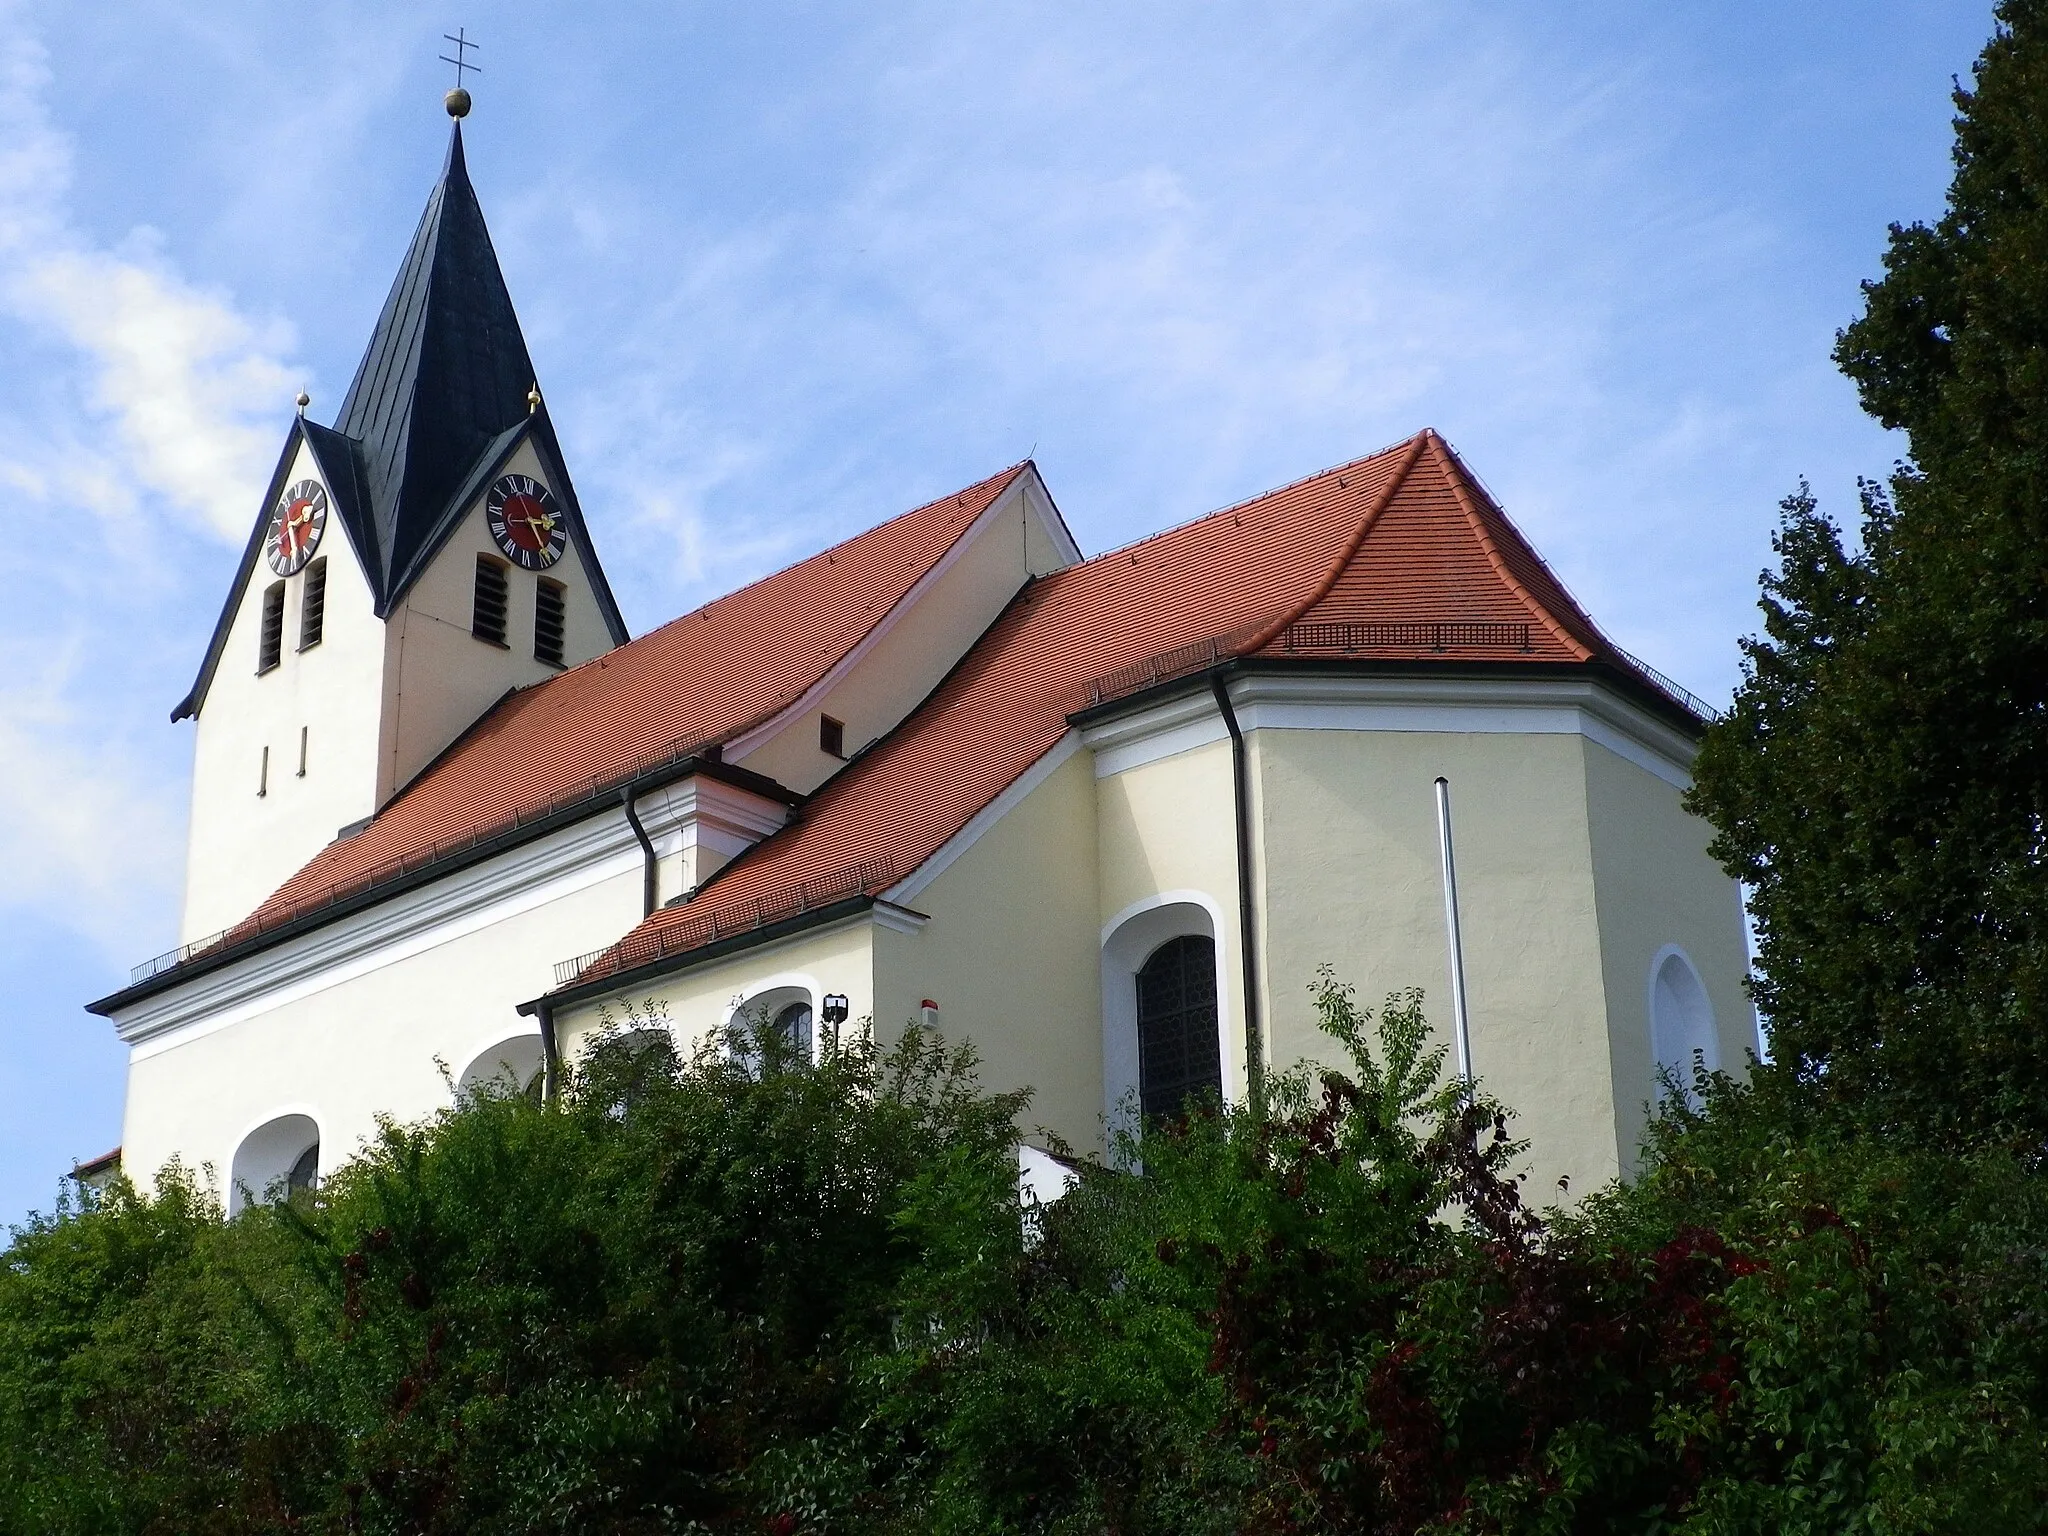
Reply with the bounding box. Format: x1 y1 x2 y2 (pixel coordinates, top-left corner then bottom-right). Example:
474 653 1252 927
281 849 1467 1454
621 788 657 917
534 1001 561 1105
1433 777 1475 1097
1210 673 1266 1113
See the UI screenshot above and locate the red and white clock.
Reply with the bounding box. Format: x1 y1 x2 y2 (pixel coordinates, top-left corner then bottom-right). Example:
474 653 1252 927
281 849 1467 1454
266 479 328 575
486 474 567 570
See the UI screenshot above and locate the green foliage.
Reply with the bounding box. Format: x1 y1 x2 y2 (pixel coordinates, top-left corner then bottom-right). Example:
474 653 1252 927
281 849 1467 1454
7 983 2048 1531
1691 0 2048 1142
0 1015 1026 1534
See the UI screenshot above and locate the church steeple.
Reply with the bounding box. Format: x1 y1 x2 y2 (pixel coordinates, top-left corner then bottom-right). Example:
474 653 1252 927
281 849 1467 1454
168 106 627 944
333 123 538 609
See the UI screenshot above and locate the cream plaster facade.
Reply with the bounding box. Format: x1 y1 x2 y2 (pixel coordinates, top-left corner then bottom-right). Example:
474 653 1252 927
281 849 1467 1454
376 436 618 804
539 671 1753 1203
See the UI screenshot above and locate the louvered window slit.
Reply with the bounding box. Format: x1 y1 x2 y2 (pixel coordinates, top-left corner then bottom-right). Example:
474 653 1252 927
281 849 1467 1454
472 556 509 646
257 582 286 673
298 559 327 650
534 578 565 667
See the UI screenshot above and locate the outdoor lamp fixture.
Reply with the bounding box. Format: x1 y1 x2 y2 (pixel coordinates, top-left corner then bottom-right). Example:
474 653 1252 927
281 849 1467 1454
821 994 850 1027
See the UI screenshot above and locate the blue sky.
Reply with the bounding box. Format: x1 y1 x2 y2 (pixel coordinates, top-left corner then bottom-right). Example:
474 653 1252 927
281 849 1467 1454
0 1 1992 1227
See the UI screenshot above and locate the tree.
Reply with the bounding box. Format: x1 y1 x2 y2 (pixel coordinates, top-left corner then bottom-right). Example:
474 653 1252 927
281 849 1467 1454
1691 0 2048 1143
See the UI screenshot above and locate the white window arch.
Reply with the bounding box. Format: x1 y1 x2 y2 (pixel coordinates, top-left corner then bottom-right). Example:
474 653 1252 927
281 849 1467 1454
1649 945 1718 1108
1101 892 1229 1138
726 972 822 1063
456 1031 547 1102
229 1111 321 1218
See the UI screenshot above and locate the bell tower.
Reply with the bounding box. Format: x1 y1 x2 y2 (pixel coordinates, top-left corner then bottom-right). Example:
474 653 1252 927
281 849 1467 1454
171 100 629 945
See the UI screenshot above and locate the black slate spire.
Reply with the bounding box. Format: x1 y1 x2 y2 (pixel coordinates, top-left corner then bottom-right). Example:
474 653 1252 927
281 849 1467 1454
333 123 536 605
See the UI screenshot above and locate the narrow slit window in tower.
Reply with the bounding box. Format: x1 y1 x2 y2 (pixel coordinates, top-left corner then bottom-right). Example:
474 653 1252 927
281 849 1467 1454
298 558 327 650
257 582 286 673
534 577 565 667
820 715 846 758
472 556 508 646
257 744 269 798
297 725 308 778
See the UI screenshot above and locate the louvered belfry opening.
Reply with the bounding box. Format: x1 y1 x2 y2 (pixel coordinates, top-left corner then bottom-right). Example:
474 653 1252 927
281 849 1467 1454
472 556 509 646
298 559 327 650
1136 934 1222 1120
534 578 566 668
257 582 286 673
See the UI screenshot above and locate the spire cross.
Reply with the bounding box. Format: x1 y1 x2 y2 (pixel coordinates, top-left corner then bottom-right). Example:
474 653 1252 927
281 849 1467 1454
439 28 481 89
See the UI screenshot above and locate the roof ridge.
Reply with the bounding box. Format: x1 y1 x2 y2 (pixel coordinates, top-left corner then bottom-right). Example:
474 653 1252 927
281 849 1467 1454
1239 432 1429 652
1424 431 1593 661
1074 432 1429 570
543 461 1032 685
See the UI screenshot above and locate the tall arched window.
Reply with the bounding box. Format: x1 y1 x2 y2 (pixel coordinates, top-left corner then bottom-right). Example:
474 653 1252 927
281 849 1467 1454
1137 934 1221 1119
1650 947 1718 1109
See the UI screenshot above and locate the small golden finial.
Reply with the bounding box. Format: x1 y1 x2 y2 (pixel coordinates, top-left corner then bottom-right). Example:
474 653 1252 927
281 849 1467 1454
296 390 310 416
527 381 541 416
440 28 479 118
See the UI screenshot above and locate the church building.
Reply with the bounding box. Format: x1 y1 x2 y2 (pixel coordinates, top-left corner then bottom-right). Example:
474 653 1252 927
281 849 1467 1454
87 111 1753 1210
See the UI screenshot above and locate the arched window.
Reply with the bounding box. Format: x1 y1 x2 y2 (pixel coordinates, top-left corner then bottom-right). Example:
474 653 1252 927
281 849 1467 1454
287 1144 319 1199
1137 934 1221 1119
726 981 818 1071
457 1033 548 1103
1650 948 1718 1108
229 1113 320 1217
772 1000 813 1057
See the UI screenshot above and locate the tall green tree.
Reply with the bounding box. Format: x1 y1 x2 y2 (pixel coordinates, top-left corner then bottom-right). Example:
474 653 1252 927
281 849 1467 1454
1692 0 2048 1142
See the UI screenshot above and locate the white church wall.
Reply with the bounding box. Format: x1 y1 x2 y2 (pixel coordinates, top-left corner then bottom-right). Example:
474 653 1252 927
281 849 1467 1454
117 812 650 1198
182 438 393 942
379 437 615 803
870 745 1105 1151
731 475 1069 796
1581 735 1755 1170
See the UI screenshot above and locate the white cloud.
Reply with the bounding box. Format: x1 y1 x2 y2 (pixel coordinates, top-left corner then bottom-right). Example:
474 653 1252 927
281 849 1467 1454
0 4 297 543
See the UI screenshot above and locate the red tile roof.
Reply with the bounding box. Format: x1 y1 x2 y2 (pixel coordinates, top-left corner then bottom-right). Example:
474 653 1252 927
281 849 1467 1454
233 464 1031 937
566 430 1670 989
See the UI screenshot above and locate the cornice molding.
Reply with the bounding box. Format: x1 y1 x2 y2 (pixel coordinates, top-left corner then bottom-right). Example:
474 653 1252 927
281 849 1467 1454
109 810 644 1057
636 774 790 860
1078 667 1700 789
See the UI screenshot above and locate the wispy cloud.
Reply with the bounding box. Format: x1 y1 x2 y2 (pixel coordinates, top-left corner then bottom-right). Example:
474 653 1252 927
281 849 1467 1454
0 5 297 543
0 3 298 954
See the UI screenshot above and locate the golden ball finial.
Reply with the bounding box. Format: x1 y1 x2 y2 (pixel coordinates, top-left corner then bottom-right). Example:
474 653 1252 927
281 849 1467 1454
445 86 471 119
527 381 541 416
295 390 311 416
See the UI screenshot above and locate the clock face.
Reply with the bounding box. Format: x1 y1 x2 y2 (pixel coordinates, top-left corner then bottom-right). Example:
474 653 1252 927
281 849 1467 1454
486 474 567 570
266 479 328 575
